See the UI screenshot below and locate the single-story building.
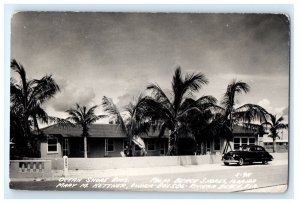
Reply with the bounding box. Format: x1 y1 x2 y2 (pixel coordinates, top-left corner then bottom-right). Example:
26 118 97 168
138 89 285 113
204 125 265 155
38 124 263 158
263 139 288 153
39 124 169 159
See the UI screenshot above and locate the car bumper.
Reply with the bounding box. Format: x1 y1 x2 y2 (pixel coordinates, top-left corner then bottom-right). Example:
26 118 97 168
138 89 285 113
222 157 239 163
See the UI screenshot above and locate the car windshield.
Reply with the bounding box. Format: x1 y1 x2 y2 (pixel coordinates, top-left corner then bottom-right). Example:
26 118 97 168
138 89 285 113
241 146 250 151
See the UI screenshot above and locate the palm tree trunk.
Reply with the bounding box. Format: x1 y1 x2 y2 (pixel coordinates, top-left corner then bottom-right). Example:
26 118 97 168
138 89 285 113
273 138 276 153
23 114 34 156
229 111 233 131
201 142 204 155
167 130 176 155
84 136 88 158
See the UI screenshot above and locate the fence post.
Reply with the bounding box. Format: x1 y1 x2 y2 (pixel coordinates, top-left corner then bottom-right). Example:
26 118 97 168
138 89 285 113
63 156 68 177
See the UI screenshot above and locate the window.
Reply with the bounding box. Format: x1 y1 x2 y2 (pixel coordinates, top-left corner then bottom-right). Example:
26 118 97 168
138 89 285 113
147 140 156 151
241 138 248 146
47 138 58 153
249 138 256 145
105 139 114 152
234 137 257 150
256 146 265 151
234 138 240 150
214 138 220 151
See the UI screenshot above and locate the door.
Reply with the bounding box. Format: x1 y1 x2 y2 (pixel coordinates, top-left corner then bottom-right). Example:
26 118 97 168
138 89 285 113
248 146 257 162
255 146 265 161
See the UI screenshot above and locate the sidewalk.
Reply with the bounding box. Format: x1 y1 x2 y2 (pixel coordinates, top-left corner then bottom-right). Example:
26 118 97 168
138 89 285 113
54 159 288 179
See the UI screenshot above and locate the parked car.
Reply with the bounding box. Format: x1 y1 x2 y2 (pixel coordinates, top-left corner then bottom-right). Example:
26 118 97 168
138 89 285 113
222 145 273 166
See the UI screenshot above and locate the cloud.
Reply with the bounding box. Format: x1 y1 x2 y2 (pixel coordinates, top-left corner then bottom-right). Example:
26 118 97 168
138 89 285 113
282 106 289 116
48 79 96 112
257 98 288 117
116 93 135 110
12 13 289 123
257 98 271 111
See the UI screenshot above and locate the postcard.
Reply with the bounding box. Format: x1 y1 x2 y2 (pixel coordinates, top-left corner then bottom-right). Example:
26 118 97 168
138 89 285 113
9 12 289 193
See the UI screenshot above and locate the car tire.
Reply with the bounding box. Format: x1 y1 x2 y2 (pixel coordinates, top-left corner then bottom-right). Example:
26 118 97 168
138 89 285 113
238 158 244 166
224 162 229 166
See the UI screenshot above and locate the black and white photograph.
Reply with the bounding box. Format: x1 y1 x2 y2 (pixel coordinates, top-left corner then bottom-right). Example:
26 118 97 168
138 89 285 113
9 12 289 193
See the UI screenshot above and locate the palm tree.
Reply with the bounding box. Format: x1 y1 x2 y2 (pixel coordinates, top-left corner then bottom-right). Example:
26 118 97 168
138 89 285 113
66 104 105 158
102 95 152 155
145 67 216 155
217 80 269 153
10 59 60 156
262 114 288 152
176 97 217 155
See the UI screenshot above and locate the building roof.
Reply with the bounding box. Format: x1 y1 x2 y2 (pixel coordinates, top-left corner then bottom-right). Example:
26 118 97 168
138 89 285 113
232 125 257 134
41 124 169 138
41 124 256 139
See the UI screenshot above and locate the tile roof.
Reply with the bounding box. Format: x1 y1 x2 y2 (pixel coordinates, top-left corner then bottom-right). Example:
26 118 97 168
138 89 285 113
41 124 169 138
232 125 256 134
41 124 256 138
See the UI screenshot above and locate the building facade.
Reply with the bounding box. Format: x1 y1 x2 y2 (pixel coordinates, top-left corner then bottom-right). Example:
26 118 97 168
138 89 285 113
39 124 168 158
204 125 264 155
38 124 267 159
263 139 288 153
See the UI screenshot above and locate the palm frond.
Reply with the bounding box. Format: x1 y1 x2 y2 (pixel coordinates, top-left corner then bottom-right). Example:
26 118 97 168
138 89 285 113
221 80 250 112
172 67 208 113
235 103 269 123
48 116 76 128
28 75 60 108
276 123 288 130
275 116 284 125
147 83 173 110
31 105 49 124
183 72 208 92
11 59 28 94
157 123 168 139
102 96 127 135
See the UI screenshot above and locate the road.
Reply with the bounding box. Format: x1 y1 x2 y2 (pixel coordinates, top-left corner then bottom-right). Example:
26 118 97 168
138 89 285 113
9 160 288 192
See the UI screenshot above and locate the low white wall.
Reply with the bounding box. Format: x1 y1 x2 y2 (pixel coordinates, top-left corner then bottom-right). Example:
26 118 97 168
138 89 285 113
10 160 52 179
50 158 64 170
270 152 288 160
68 155 223 170
67 153 288 170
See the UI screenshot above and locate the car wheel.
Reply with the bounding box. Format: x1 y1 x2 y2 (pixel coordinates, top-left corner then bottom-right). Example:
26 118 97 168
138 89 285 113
238 158 244 166
249 161 253 165
262 160 268 164
224 162 229 166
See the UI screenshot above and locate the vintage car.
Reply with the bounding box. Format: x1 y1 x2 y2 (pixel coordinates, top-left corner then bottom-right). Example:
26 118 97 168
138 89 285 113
222 145 273 166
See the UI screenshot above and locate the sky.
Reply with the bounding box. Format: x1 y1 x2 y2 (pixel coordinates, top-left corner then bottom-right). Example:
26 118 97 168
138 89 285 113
10 12 290 137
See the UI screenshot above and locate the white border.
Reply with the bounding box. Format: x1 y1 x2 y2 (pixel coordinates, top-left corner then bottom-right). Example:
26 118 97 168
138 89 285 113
1 2 297 201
